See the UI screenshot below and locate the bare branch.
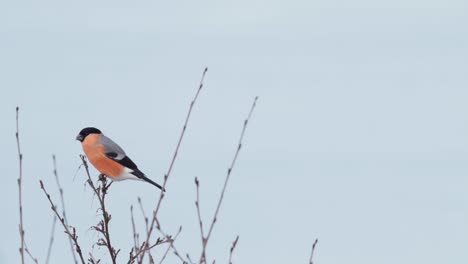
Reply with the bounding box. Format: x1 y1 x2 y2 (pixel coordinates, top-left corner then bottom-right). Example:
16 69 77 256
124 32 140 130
163 66 208 192
24 242 38 264
194 177 205 245
16 106 25 264
16 107 39 263
135 197 188 264
88 252 99 264
39 180 86 264
130 206 140 263
45 215 57 264
309 239 318 264
186 254 195 264
128 237 172 264
155 228 187 264
140 67 208 263
137 197 154 262
228 236 239 264
199 96 258 263
137 197 150 235
53 155 78 263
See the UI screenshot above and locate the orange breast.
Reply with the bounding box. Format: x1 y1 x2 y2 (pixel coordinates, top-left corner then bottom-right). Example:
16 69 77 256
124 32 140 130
82 134 123 177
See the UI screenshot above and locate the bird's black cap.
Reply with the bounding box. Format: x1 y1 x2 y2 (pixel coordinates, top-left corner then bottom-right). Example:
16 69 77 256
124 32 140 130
76 127 101 142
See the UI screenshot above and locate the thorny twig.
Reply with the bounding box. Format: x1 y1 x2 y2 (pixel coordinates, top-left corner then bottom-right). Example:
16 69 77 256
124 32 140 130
198 96 258 263
139 67 208 263
39 180 86 264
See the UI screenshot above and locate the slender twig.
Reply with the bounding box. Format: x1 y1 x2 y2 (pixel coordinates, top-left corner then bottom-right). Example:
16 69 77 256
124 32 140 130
88 253 99 264
53 155 78 263
16 107 39 263
228 236 239 264
137 197 154 261
24 242 38 264
137 197 150 234
140 67 208 263
16 106 25 264
309 239 318 264
199 96 258 263
155 228 187 264
80 156 119 263
194 177 205 244
130 206 141 263
186 254 195 264
135 197 187 264
45 215 57 264
39 180 86 264
159 226 182 264
128 237 172 264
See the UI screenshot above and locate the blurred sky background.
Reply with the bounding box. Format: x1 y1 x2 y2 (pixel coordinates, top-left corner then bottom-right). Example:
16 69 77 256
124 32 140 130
1 0 467 263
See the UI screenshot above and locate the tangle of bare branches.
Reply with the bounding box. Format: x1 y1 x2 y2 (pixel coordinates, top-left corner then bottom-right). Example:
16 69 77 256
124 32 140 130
39 180 86 264
196 96 258 263
26 70 275 264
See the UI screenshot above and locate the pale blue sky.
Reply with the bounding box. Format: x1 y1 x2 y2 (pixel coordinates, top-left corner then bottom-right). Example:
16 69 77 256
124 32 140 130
1 0 467 263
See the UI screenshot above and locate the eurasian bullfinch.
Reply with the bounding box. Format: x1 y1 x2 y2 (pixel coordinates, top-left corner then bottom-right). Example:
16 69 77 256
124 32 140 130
76 127 163 190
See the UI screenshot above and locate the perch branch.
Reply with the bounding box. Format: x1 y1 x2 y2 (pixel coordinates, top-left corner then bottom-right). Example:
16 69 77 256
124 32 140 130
80 155 119 264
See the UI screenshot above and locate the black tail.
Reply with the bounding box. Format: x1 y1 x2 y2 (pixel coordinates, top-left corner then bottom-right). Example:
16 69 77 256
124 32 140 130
131 169 165 191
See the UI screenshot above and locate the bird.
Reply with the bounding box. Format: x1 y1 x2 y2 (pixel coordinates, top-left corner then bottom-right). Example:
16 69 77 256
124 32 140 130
76 127 163 190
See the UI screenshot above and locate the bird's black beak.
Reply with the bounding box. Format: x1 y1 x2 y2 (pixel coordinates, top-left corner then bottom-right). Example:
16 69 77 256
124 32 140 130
76 134 83 141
